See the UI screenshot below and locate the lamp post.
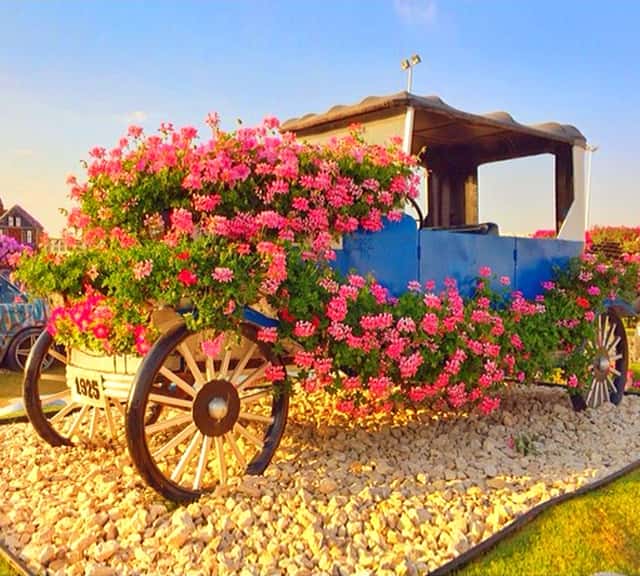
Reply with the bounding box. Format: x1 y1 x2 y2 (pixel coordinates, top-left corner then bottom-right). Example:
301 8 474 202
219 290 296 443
400 54 422 155
400 53 422 93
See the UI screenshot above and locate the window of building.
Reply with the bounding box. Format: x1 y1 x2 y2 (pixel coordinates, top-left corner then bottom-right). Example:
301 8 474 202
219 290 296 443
25 230 33 244
15 216 21 227
7 216 13 227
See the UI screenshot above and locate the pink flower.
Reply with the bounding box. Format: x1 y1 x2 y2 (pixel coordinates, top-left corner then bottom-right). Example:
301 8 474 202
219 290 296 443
368 376 392 398
420 313 439 336
567 374 579 388
587 285 601 296
336 400 355 415
500 276 511 286
478 396 501 414
133 259 153 280
293 321 316 338
479 266 492 278
265 363 286 382
205 112 220 129
127 125 143 138
92 324 109 339
257 327 278 343
193 194 221 212
171 208 195 234
201 334 225 358
177 269 198 286
326 297 348 322
212 267 234 283
343 376 361 390
397 317 416 333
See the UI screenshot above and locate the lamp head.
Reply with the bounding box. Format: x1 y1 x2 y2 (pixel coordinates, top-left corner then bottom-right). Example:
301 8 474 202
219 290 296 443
400 59 410 71
410 54 422 65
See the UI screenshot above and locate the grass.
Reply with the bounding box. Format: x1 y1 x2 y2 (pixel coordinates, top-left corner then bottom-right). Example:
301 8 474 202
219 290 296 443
455 467 640 576
0 556 18 576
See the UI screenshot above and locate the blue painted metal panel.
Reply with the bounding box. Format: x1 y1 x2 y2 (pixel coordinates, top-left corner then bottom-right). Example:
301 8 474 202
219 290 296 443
514 238 583 299
332 215 419 297
418 231 516 298
242 307 280 328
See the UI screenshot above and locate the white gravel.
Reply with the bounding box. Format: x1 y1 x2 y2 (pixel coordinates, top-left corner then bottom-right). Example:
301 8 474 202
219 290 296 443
2 385 640 575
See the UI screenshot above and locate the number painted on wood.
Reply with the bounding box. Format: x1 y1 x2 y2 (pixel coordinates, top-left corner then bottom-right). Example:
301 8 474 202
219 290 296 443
75 377 101 400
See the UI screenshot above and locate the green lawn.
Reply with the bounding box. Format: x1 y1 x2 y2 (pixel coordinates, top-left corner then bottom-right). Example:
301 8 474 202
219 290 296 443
0 557 18 576
455 467 640 576
0 554 19 576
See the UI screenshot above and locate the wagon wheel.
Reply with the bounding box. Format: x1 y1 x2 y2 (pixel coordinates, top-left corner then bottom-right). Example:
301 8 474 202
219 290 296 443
126 321 289 502
572 309 628 410
23 331 121 446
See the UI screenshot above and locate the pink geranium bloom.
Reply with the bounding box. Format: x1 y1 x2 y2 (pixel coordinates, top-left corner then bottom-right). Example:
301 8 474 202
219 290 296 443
257 327 278 343
171 208 195 234
212 267 234 283
201 333 225 358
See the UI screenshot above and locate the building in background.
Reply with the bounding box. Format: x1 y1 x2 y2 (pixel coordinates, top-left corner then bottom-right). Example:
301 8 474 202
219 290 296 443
0 199 44 248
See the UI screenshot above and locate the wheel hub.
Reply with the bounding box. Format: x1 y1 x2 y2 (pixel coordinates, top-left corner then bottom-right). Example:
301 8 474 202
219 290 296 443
598 356 610 373
192 380 239 437
594 351 611 377
208 397 229 420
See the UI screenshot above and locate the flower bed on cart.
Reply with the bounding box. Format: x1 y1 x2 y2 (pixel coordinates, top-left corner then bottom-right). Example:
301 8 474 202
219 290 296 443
15 116 640 418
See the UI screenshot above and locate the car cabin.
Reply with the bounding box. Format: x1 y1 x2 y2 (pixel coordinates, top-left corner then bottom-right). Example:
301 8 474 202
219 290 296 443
282 93 588 298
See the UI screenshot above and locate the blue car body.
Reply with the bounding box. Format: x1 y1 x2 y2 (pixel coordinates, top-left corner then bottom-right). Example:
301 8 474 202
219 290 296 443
0 276 47 366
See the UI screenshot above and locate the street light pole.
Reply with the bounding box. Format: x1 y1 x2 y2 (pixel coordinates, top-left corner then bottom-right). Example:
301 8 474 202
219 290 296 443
400 53 422 94
400 54 422 155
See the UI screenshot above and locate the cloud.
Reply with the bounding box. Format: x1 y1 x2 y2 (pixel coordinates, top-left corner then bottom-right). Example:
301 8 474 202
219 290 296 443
125 110 148 122
394 0 437 25
14 148 33 157
115 110 148 124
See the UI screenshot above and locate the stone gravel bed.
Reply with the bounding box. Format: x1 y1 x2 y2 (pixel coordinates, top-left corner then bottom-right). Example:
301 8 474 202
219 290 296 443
2 385 640 575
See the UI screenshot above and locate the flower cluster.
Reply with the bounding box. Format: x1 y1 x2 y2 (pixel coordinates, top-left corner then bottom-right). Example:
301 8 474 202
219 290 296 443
47 290 157 355
15 115 416 354
0 234 28 269
14 113 640 417
273 252 639 415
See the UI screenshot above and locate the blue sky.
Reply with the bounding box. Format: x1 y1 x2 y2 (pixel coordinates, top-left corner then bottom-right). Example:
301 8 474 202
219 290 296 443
1 1 639 235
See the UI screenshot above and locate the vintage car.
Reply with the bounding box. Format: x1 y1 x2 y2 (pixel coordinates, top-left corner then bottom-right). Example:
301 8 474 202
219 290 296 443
22 92 638 501
0 275 47 371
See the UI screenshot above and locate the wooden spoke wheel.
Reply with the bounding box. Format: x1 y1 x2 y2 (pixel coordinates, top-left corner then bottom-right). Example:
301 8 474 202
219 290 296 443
23 331 123 446
573 309 628 410
126 322 289 502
